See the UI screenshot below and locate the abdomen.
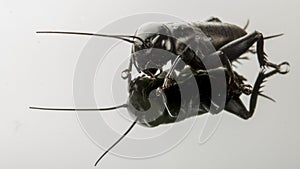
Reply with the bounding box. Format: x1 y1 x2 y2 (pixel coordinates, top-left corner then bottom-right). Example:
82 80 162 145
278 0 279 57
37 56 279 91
191 22 247 50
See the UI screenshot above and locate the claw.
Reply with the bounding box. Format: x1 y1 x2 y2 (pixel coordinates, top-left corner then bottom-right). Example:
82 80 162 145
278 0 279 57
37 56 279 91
277 61 290 74
253 61 289 105
264 61 290 75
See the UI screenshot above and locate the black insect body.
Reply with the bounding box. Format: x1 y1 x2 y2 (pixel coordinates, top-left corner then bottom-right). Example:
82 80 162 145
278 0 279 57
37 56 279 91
127 62 287 127
31 17 290 166
127 67 226 127
125 17 289 122
131 20 247 73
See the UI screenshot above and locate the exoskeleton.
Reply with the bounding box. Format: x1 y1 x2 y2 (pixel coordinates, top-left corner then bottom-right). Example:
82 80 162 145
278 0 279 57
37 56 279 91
31 17 290 166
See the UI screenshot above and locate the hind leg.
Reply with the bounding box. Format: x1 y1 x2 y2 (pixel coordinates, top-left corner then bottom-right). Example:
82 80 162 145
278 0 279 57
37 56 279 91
202 51 253 95
225 65 288 119
219 31 281 68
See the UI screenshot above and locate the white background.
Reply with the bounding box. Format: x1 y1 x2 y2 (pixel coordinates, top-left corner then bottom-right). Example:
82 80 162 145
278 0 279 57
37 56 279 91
1 0 299 168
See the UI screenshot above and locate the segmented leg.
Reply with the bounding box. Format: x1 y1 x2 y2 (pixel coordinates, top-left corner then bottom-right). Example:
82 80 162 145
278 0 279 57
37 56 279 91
171 50 239 88
219 31 278 68
225 62 289 119
162 55 181 90
203 51 252 95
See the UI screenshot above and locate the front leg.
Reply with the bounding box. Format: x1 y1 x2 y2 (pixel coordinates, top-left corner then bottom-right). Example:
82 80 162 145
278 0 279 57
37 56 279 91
160 55 182 90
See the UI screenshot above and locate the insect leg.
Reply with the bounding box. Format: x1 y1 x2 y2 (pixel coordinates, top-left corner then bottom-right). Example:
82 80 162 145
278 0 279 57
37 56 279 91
219 31 278 68
161 55 181 89
225 66 286 119
204 51 234 75
203 51 253 97
155 55 181 117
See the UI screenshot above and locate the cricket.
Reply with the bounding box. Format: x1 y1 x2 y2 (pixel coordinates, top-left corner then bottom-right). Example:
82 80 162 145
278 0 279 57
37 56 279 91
30 17 290 166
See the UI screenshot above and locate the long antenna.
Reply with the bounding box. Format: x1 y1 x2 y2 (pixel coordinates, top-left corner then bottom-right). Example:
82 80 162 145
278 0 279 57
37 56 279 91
36 31 144 44
94 117 138 166
29 104 127 111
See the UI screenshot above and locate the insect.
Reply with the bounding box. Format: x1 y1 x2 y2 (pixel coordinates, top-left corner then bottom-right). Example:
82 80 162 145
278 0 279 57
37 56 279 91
30 17 290 166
